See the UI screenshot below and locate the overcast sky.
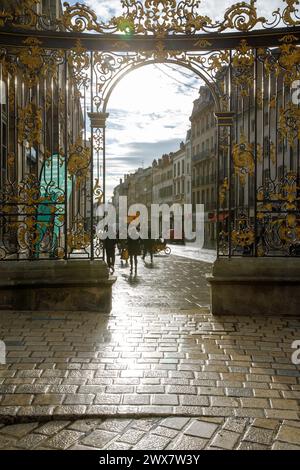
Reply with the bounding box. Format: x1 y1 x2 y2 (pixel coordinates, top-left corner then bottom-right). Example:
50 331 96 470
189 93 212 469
69 1 287 198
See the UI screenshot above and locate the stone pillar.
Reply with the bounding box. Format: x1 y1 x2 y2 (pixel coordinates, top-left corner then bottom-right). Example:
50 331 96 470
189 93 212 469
207 257 300 316
0 260 116 312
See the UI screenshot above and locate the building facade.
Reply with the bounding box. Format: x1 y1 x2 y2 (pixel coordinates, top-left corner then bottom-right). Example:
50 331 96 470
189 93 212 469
173 142 186 208
190 86 217 248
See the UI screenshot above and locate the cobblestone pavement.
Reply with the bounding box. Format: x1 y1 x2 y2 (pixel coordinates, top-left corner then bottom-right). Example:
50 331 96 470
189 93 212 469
0 253 299 449
0 416 300 450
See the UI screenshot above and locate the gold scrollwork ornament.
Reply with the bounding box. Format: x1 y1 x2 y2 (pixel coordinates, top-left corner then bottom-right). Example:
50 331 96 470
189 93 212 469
279 102 300 145
220 0 266 32
232 135 255 185
18 103 42 147
68 138 90 189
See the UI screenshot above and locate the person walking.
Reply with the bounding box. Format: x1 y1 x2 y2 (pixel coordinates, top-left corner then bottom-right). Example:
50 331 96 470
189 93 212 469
119 238 129 267
103 226 117 274
127 230 141 276
142 229 155 264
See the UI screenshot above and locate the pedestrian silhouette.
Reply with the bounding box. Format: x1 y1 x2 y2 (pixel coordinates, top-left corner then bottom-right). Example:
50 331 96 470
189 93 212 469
142 229 155 264
103 226 117 274
127 229 141 276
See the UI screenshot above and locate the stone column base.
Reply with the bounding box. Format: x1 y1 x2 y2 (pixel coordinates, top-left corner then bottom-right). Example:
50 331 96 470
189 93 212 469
0 260 116 313
207 258 300 316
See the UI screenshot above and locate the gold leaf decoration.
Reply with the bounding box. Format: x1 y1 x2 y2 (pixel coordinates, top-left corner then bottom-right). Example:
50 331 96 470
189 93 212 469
220 0 266 32
18 102 42 147
67 138 90 189
279 102 300 145
232 40 254 96
232 134 255 185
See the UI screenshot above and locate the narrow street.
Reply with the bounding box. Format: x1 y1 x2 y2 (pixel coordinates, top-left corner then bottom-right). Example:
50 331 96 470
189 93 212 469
0 251 299 449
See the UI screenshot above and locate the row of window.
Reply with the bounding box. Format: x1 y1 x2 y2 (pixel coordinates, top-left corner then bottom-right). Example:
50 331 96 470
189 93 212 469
173 159 189 178
159 185 173 199
192 136 215 158
173 179 191 196
193 162 215 178
192 111 215 137
192 188 216 207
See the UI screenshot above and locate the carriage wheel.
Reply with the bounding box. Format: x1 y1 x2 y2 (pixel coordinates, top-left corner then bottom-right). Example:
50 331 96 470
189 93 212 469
165 247 171 255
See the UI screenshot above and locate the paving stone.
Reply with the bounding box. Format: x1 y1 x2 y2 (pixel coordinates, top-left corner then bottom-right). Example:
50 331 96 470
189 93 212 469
136 385 165 394
131 418 160 432
272 441 300 450
35 421 71 436
78 386 106 394
81 430 118 448
252 419 279 430
152 395 178 405
0 435 18 448
70 444 101 450
106 385 135 394
253 389 280 398
270 399 299 410
225 388 253 397
15 433 47 449
151 426 178 439
133 434 170 450
161 417 190 430
15 385 49 394
184 420 218 439
210 397 239 407
276 425 300 445
0 423 39 438
118 428 145 445
105 441 132 450
198 387 225 396
33 394 64 405
168 385 197 395
2 394 33 406
168 435 207 450
202 407 235 417
98 419 132 433
265 410 299 420
53 405 87 415
88 405 118 415
180 395 209 406
68 420 103 433
282 419 300 428
94 394 121 405
0 406 19 416
240 398 269 408
223 418 248 433
45 430 84 449
243 427 275 445
234 408 265 418
211 430 240 450
0 385 16 394
121 370 144 378
64 394 94 405
238 442 270 450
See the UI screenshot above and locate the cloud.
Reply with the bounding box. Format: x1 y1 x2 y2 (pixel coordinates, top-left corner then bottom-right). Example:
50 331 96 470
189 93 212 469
83 0 286 25
123 138 183 158
84 0 122 20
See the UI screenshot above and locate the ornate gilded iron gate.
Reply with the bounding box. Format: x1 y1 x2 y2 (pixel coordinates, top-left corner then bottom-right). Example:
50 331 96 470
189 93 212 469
0 0 300 261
